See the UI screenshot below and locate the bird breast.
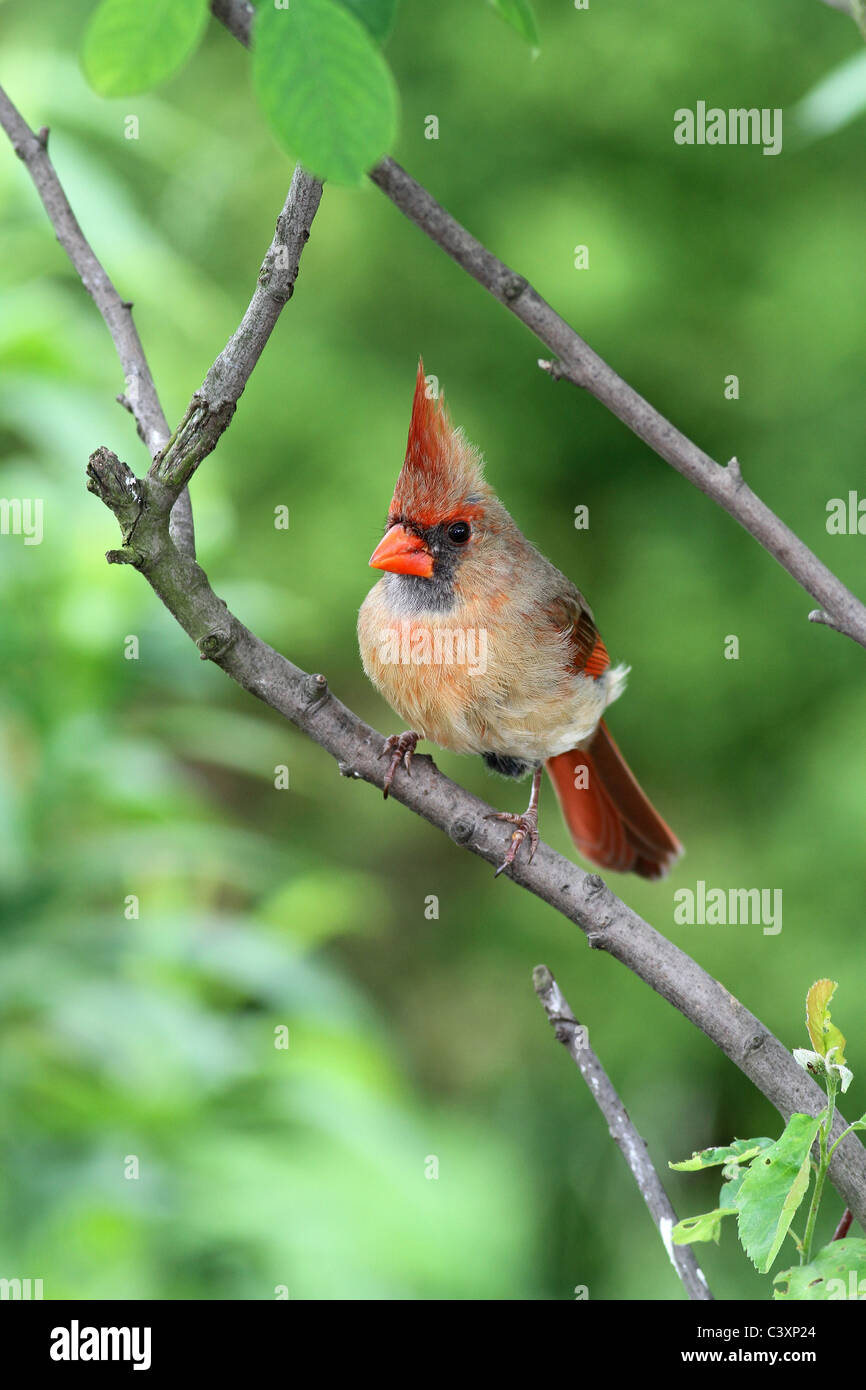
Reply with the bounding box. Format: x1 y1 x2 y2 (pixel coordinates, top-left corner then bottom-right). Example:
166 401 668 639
358 579 624 762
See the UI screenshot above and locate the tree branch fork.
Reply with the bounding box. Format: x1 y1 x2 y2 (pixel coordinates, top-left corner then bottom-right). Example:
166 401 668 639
5 6 866 1244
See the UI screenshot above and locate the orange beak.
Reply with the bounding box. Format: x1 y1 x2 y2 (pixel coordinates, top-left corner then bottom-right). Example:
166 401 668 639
368 524 434 579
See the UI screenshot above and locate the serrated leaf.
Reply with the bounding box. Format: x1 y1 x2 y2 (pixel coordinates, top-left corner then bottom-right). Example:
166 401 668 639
735 1113 822 1273
339 0 398 42
253 0 398 187
774 1238 866 1300
81 0 209 97
489 0 539 49
672 1208 736 1246
806 978 846 1062
670 1137 773 1171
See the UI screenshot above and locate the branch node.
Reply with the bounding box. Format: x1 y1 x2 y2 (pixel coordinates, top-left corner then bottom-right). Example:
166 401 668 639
532 963 554 994
502 272 528 303
808 608 848 637
538 356 584 387
105 547 141 567
449 815 476 845
86 446 144 514
36 125 49 149
743 1030 768 1058
726 455 744 487
197 629 235 662
303 671 329 706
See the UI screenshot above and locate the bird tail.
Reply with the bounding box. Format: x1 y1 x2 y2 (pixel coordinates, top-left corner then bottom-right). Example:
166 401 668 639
545 719 682 880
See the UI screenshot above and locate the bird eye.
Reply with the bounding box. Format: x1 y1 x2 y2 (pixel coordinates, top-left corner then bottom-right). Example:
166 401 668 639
447 521 471 544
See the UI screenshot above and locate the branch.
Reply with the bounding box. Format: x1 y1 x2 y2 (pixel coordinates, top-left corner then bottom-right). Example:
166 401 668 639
209 0 866 649
75 441 866 1231
368 158 866 652
148 164 322 503
533 965 712 1301
0 84 195 557
832 1206 854 1240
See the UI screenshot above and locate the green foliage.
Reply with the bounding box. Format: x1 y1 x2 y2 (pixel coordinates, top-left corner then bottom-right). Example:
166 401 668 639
252 0 398 184
775 1238 866 1300
805 978 846 1062
672 1208 736 1245
671 984 866 1297
489 0 539 49
81 0 209 96
339 0 399 43
670 1138 773 1171
734 1114 821 1273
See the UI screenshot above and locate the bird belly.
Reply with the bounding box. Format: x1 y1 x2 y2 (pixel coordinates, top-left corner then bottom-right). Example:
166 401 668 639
358 601 492 752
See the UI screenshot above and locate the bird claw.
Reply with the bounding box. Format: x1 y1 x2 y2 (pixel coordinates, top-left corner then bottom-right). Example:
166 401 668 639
486 809 540 876
381 731 420 799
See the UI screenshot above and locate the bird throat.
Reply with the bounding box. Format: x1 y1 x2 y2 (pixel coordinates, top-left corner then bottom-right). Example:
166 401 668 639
381 569 456 615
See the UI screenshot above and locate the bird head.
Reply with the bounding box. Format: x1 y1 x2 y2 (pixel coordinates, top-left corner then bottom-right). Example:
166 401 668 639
368 361 506 603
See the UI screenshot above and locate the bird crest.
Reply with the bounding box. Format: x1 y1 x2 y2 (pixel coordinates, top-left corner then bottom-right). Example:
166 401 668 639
389 360 488 527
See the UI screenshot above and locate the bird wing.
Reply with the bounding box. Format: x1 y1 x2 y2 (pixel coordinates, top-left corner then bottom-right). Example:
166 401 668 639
545 591 610 681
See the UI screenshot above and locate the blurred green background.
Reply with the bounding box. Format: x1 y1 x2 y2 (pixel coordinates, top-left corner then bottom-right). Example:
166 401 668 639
1 0 865 1300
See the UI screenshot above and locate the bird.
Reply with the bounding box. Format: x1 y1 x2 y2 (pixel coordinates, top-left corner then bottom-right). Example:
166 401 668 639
357 361 683 880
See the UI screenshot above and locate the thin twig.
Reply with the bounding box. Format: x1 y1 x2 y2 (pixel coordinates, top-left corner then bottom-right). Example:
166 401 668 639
832 1207 854 1240
0 84 195 557
149 165 322 502
533 965 712 1301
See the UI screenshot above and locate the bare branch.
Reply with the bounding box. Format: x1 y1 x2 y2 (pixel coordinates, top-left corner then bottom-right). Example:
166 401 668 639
832 1206 854 1240
211 0 866 657
369 157 866 652
149 165 322 503
0 84 196 557
77 441 866 1230
533 965 712 1301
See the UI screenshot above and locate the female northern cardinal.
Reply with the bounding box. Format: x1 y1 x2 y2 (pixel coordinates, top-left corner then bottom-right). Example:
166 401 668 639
357 363 682 879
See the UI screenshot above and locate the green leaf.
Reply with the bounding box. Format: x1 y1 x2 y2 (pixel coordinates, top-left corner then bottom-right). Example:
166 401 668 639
672 1208 736 1246
81 0 209 97
253 0 398 186
338 0 398 42
670 1137 774 1171
735 1113 822 1274
774 1238 866 1300
805 978 846 1063
720 1168 749 1206
489 0 539 49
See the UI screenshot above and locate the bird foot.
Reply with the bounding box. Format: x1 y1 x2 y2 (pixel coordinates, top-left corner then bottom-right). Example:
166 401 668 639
487 807 540 877
381 731 420 799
